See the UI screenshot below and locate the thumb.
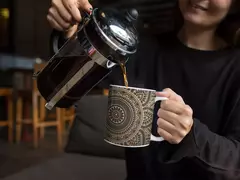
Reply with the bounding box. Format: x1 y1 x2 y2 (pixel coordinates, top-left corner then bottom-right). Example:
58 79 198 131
156 91 169 98
78 0 93 14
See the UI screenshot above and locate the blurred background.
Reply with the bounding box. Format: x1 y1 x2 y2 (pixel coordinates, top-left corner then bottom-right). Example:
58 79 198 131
0 0 51 58
0 0 239 179
0 0 74 178
0 0 178 177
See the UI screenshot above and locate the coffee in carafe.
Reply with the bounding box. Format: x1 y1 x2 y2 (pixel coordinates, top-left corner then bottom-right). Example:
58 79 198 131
35 8 139 110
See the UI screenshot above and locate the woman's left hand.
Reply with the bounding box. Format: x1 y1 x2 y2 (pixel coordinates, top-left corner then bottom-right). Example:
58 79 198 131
156 88 193 144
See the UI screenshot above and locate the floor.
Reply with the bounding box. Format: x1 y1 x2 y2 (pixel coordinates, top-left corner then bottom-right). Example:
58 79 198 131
0 130 66 179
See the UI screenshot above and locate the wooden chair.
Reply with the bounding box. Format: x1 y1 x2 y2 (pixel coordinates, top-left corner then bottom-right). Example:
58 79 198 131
16 61 75 149
58 107 75 135
103 89 109 96
0 88 13 143
33 62 75 145
34 62 75 136
16 62 63 149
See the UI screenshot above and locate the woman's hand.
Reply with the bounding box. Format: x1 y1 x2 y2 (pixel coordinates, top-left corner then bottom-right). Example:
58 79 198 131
47 0 92 38
156 88 194 144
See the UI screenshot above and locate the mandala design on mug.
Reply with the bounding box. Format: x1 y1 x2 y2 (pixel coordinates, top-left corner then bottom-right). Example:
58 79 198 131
105 87 155 147
106 88 144 143
142 107 154 128
132 90 152 106
108 105 125 124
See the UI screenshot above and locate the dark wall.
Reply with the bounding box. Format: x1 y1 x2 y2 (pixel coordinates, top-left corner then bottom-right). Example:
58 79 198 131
11 0 177 59
11 0 178 59
11 0 239 59
13 0 52 59
0 0 9 7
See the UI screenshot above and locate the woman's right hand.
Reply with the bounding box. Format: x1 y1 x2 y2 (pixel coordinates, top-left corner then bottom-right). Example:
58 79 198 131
47 0 92 38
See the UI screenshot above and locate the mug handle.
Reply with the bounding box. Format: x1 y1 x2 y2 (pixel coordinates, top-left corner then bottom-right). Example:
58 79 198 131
150 96 168 142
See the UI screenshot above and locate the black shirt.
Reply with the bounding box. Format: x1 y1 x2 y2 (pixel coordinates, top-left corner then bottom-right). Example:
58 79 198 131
102 32 240 180
51 29 240 179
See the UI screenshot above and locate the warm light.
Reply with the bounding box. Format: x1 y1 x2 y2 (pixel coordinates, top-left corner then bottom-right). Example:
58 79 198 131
0 8 10 19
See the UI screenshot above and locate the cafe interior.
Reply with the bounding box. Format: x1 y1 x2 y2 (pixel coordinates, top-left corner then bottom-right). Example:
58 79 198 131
0 0 239 180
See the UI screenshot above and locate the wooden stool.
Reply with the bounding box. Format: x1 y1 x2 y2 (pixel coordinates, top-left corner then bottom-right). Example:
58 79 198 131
0 88 13 143
15 62 63 149
16 90 63 149
103 89 109 96
59 107 75 134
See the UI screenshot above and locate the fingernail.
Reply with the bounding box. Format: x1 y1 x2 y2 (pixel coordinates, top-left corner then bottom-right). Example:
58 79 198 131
156 92 166 94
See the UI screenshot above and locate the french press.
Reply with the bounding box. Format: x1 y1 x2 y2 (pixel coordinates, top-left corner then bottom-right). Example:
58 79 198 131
35 8 139 110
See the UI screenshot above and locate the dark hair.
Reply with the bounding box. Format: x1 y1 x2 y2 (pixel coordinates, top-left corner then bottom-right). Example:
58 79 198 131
173 3 183 33
217 13 240 46
217 0 240 45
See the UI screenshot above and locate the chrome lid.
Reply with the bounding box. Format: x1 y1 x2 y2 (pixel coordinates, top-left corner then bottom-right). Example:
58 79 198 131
92 8 139 55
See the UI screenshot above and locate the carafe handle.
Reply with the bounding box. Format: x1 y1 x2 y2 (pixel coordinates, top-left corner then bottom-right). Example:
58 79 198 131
77 10 92 32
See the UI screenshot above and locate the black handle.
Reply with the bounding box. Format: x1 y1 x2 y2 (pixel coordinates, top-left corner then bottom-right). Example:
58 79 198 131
78 10 92 31
81 10 91 20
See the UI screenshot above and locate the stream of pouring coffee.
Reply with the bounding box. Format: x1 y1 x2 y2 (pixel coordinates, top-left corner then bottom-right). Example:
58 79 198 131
119 62 128 87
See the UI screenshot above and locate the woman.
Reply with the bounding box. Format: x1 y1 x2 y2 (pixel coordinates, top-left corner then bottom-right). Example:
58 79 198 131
47 0 240 179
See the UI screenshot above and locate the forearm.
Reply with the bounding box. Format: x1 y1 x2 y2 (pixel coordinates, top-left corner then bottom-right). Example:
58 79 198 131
190 119 240 171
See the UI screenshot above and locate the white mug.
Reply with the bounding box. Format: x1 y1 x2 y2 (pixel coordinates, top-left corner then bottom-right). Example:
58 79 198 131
104 85 167 148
